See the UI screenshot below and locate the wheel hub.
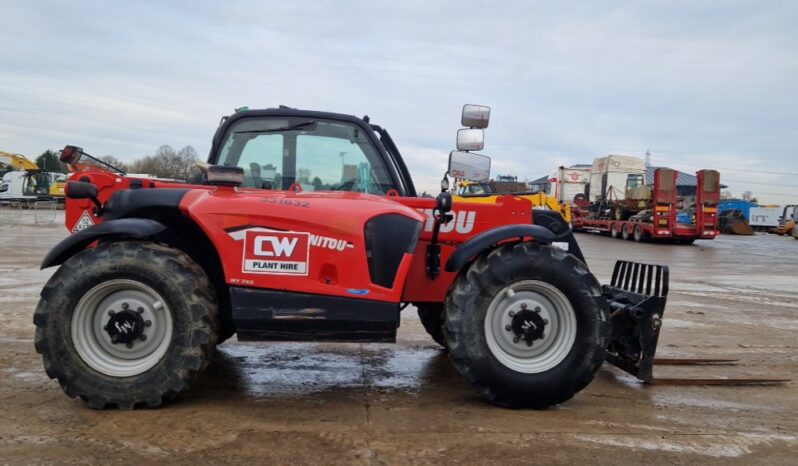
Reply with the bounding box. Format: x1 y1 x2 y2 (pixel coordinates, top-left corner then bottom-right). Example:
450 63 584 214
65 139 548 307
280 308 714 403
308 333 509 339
510 309 546 344
105 309 145 345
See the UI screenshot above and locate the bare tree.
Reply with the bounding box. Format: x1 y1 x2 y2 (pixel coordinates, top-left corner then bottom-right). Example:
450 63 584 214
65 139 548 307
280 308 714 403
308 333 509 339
128 145 198 181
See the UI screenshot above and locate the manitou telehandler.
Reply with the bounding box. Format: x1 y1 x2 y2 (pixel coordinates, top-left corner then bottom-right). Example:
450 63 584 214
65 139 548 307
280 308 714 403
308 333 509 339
35 105 780 411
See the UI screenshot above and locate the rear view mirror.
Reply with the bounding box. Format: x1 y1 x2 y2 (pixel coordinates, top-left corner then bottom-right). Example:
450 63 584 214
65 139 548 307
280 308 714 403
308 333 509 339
456 129 484 151
60 145 84 164
461 105 491 128
448 151 491 182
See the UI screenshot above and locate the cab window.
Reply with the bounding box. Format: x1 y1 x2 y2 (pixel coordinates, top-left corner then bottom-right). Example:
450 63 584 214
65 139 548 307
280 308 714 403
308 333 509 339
217 117 395 194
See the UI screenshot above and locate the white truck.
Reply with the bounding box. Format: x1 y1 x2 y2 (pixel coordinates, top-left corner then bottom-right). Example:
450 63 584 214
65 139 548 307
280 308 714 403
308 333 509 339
588 155 647 203
748 207 783 230
547 166 590 204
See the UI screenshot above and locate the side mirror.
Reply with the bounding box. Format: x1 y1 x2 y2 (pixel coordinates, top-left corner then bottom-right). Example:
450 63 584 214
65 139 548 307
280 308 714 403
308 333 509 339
448 151 491 182
65 181 98 200
462 105 491 129
60 145 84 164
456 129 484 151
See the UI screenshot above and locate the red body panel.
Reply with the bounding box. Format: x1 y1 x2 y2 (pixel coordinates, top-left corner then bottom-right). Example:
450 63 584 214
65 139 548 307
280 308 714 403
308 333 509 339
64 169 538 305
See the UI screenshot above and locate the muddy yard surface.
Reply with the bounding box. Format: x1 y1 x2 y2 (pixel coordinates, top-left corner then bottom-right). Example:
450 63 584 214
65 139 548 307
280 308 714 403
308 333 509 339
1 210 796 465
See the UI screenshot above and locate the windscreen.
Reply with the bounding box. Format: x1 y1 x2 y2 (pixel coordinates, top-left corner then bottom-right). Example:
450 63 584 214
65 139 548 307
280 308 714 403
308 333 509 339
217 117 395 194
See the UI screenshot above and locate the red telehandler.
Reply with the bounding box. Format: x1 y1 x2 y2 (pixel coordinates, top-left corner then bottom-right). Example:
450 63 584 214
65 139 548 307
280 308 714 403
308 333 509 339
34 105 784 410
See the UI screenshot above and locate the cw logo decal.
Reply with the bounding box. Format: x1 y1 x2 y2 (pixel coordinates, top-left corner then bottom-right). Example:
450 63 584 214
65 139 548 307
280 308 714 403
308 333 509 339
254 235 298 257
243 230 309 275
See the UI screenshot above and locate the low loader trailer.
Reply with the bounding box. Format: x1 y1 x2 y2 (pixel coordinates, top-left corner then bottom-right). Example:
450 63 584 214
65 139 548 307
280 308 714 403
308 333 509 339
573 168 721 244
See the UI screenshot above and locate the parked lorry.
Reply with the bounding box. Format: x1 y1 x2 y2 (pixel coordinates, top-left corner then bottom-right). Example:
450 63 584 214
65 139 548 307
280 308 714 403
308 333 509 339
573 165 720 243
547 165 590 205
38 104 768 411
749 206 783 231
588 155 647 204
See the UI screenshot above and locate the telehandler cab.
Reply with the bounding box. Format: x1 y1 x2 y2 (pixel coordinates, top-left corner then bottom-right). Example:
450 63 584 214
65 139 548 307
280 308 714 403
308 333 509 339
36 105 673 409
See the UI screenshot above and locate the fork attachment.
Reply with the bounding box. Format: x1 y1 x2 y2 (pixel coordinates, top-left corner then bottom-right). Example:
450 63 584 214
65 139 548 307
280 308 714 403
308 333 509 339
603 260 669 382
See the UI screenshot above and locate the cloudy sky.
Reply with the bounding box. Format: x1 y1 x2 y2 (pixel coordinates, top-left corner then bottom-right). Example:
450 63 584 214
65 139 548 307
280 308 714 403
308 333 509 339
1 1 796 202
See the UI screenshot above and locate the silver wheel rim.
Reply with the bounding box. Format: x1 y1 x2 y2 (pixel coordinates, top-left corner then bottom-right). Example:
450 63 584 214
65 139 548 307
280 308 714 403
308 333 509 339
611 224 618 238
484 280 577 373
71 279 173 377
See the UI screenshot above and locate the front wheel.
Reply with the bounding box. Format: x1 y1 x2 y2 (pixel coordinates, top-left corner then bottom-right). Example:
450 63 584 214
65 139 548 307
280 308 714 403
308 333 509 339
445 242 609 409
34 241 218 409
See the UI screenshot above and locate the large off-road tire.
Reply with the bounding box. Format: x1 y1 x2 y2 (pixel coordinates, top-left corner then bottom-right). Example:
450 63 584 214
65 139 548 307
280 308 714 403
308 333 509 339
34 241 218 409
416 303 447 349
445 242 609 409
217 318 237 344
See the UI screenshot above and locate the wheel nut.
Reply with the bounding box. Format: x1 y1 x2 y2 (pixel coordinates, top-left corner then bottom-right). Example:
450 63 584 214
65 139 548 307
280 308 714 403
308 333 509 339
520 303 528 310
107 310 115 316
542 319 549 325
508 310 516 317
144 320 152 327
526 341 533 347
126 342 133 348
139 334 147 342
505 325 512 331
137 307 144 314
534 306 541 313
122 302 129 310
512 337 520 343
540 333 546 339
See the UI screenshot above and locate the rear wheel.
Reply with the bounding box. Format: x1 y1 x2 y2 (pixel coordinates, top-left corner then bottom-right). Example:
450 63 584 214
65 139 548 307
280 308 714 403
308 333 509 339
621 224 632 240
417 303 447 349
445 242 609 409
34 241 218 409
633 225 646 242
610 223 620 239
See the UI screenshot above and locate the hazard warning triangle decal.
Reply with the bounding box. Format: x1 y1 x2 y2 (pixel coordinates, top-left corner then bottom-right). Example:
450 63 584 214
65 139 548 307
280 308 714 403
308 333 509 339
72 211 95 233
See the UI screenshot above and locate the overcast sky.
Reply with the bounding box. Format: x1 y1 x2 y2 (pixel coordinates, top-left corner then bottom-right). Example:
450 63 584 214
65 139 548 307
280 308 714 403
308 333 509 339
1 1 796 202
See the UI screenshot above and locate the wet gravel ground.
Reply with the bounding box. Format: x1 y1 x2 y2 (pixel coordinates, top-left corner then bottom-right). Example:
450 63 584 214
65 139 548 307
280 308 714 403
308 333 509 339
1 210 796 465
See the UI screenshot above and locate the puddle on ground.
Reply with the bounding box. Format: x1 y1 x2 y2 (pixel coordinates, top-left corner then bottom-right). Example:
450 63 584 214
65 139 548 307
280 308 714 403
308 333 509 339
200 343 448 397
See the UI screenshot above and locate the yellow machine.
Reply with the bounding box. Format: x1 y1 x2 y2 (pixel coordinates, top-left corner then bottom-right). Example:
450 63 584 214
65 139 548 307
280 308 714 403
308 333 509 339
770 204 796 236
0 151 66 200
455 180 573 224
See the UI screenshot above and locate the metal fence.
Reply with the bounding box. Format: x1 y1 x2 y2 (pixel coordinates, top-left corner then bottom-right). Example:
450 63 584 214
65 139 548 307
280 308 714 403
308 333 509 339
0 202 23 227
34 200 58 225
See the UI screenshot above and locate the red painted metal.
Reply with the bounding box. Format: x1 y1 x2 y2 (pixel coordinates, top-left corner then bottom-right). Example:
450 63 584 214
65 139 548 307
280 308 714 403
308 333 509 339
63 167 540 305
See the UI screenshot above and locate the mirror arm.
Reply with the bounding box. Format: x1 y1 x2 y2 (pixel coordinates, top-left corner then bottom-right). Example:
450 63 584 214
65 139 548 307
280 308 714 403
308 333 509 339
426 191 453 279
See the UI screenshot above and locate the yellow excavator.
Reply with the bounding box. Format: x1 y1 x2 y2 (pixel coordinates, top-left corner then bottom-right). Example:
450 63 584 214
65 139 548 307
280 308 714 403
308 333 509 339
0 151 66 201
455 179 573 224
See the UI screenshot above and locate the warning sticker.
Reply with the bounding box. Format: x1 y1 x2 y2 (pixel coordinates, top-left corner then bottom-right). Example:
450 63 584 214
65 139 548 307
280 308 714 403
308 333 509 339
72 211 95 233
242 230 309 275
